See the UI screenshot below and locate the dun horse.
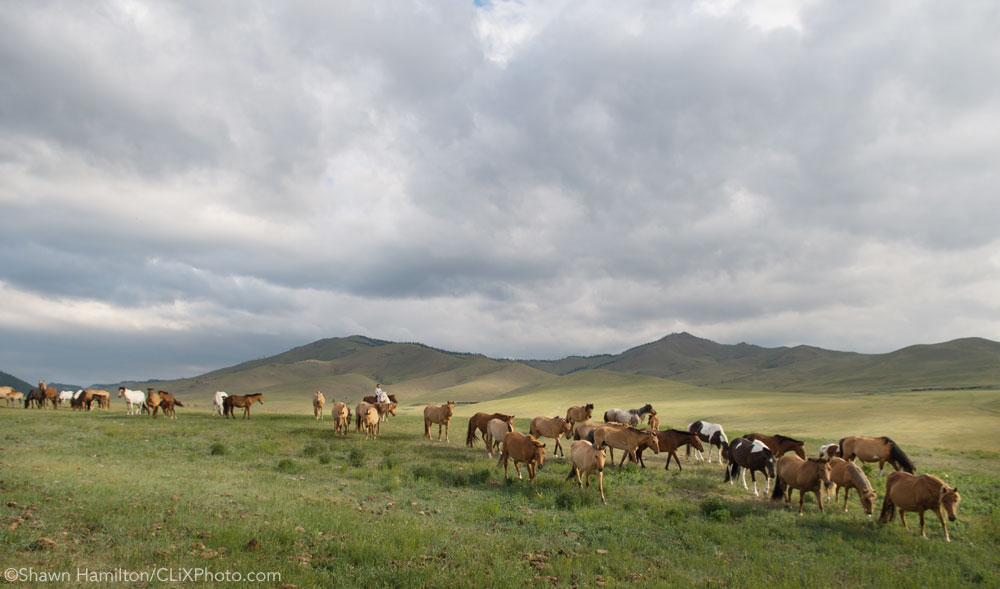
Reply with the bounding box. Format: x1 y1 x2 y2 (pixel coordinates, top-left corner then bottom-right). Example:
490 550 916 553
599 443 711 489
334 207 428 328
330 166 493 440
722 437 776 496
423 401 455 442
565 404 594 425
223 393 263 419
879 472 961 542
686 420 729 464
745 433 806 458
566 440 607 504
590 424 659 467
331 402 350 435
313 391 325 420
484 418 513 458
529 416 573 458
771 455 832 515
825 457 877 515
466 412 515 448
839 435 915 475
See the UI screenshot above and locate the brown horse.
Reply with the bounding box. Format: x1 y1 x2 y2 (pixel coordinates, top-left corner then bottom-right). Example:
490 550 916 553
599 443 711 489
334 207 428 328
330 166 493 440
466 412 515 447
38 381 59 409
423 401 455 442
839 435 915 475
635 429 704 471
223 393 262 419
771 455 832 515
361 406 380 440
564 403 594 425
826 457 877 515
646 411 660 432
529 416 573 458
573 420 600 441
590 424 659 467
331 401 349 435
879 472 961 542
498 431 546 484
566 440 607 504
745 433 806 458
73 389 95 411
484 418 513 458
90 390 111 411
313 391 325 420
156 390 183 419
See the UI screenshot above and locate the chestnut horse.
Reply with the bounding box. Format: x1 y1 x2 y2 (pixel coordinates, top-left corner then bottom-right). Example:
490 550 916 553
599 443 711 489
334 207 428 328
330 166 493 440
838 435 915 475
223 393 262 419
423 401 455 442
635 429 704 471
38 381 59 409
155 390 183 419
529 416 573 458
497 431 546 484
466 412 515 447
879 472 961 542
826 457 877 515
771 455 832 515
564 403 594 425
745 433 806 459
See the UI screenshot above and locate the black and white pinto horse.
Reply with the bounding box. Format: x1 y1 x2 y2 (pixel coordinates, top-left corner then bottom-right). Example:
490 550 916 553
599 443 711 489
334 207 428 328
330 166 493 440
686 420 729 464
603 404 654 426
722 437 776 496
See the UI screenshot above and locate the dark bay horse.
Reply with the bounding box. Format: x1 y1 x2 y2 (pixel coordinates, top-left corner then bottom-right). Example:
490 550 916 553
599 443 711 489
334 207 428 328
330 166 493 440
634 429 704 471
839 435 915 475
223 393 263 419
466 412 515 447
24 388 46 408
745 433 806 458
722 437 776 496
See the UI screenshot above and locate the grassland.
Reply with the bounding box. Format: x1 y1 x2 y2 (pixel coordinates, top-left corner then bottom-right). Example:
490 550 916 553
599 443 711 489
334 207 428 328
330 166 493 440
1 385 998 588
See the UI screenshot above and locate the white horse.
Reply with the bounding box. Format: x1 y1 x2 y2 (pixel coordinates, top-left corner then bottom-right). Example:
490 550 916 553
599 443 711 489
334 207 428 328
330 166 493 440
118 387 145 415
213 391 229 416
59 390 76 406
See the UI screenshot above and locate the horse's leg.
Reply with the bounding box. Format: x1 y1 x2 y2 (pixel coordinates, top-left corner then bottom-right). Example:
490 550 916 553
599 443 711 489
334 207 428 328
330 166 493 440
918 511 927 538
740 465 749 491
764 472 770 494
514 462 522 480
899 510 909 530
798 490 805 515
750 471 758 496
816 488 824 513
445 421 450 443
842 488 851 512
597 471 606 504
934 507 950 542
555 437 563 459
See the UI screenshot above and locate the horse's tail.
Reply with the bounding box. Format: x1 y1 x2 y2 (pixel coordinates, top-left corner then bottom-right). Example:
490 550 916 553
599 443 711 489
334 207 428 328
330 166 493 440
424 416 430 437
879 494 896 523
771 474 785 501
837 437 847 458
886 438 915 473
566 465 578 481
173 399 184 407
466 417 478 447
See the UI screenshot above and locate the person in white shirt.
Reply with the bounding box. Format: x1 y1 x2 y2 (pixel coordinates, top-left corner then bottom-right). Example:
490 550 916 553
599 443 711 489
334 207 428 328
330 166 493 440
374 383 389 404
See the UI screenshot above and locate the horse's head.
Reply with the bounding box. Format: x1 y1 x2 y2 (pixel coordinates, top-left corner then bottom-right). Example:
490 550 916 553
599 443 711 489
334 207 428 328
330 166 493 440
445 401 455 416
118 387 125 397
690 435 705 453
644 432 660 454
720 440 732 462
765 454 776 479
941 487 961 521
560 418 573 436
859 488 878 516
816 457 832 482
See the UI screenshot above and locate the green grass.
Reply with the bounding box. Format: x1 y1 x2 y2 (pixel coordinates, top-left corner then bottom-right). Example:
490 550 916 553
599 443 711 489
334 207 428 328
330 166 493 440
1 389 998 588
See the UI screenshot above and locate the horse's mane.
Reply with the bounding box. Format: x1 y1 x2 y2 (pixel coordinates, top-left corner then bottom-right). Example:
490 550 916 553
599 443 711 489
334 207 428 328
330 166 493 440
845 461 873 493
665 429 692 435
774 434 804 444
584 403 594 410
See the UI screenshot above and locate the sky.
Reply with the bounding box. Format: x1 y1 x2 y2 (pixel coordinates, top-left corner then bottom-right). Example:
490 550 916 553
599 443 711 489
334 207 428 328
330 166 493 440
3 0 1000 386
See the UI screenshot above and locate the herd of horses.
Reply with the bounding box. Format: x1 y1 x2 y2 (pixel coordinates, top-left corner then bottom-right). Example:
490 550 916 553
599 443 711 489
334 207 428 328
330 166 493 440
1 384 963 542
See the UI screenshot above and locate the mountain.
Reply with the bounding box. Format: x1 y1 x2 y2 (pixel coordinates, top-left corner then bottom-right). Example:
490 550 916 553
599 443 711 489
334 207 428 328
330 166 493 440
1 370 33 392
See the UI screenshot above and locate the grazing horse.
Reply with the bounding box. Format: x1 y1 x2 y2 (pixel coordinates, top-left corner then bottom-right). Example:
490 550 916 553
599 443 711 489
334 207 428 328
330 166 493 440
313 391 325 420
484 418 513 458
565 403 594 425
0 386 12 405
72 389 95 411
722 438 776 496
591 424 659 467
223 393 262 419
839 435 915 475
213 391 229 416
118 387 145 415
24 389 46 408
423 401 455 442
745 433 806 459
361 406 380 440
7 390 24 407
879 472 961 542
331 402 350 435
38 381 59 409
573 420 600 441
59 390 75 407
819 443 839 459
771 455 832 515
466 412 515 447
529 416 573 458
635 429 704 471
826 457 877 515
498 431 546 484
567 440 608 504
90 390 111 410
603 404 654 426
686 420 729 464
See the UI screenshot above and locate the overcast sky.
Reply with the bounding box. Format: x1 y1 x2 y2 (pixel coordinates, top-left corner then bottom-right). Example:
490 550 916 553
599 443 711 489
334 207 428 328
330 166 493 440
3 1 1000 385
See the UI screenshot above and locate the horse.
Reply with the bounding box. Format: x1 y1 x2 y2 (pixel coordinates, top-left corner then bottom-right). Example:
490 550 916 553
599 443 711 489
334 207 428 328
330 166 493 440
153 390 183 419
466 412 515 448
566 440 607 504
361 406 380 440
722 437 776 496
647 410 660 431
0 386 11 405
423 401 455 442
879 472 961 542
7 390 24 407
825 457 877 515
771 455 832 515
312 391 325 420
145 388 162 417
745 433 806 459
484 418 513 458
686 420 729 464
819 443 839 459
573 420 600 441
590 424 659 467
72 389 95 411
839 435 915 475
90 390 111 411
118 387 145 415
356 402 396 435
355 402 375 432
213 391 229 416
529 416 573 458
223 393 262 419
59 390 75 407
331 402 350 435
363 393 397 422
565 403 594 425
635 429 704 471
497 431 546 484
38 381 59 409
603 404 654 426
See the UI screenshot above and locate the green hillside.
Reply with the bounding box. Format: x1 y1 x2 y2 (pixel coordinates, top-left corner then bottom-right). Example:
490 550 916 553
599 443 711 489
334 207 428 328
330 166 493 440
0 370 32 392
